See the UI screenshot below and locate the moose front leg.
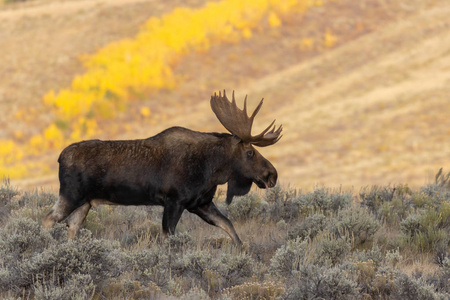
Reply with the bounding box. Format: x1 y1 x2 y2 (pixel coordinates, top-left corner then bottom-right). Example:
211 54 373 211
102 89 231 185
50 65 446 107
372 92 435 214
162 203 185 237
189 202 242 247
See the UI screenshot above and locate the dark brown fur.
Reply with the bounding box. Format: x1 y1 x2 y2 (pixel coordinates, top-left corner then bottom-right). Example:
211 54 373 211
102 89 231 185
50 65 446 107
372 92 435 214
43 126 278 245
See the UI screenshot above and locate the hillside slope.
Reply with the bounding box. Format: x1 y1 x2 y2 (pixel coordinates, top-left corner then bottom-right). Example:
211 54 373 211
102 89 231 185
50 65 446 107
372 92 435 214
129 1 450 189
257 2 450 188
0 0 209 135
141 1 450 189
2 0 449 190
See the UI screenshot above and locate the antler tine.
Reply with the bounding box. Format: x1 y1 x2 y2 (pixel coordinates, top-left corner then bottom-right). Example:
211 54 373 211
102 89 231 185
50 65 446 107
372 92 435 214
250 98 264 121
253 119 275 139
252 123 283 147
211 89 253 141
210 90 282 146
243 94 248 117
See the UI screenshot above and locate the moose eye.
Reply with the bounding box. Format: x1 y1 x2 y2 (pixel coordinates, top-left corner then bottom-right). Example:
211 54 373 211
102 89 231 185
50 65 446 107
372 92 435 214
246 150 254 158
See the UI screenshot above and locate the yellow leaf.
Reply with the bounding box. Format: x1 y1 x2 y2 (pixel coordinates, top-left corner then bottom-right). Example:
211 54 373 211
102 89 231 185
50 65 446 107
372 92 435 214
268 12 282 28
140 107 151 117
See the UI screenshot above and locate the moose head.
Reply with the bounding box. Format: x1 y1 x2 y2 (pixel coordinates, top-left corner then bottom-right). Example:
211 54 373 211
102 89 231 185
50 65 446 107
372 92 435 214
211 90 282 204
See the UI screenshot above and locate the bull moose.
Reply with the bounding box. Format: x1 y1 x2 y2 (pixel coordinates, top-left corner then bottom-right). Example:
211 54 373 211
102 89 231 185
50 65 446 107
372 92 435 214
42 90 282 246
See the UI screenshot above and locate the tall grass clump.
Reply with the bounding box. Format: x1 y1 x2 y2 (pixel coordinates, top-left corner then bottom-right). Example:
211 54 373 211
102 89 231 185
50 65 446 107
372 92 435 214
269 238 307 277
422 168 450 202
400 207 449 253
359 184 411 224
264 185 302 222
287 213 326 240
393 169 450 255
330 204 380 247
297 186 352 214
0 178 19 224
283 264 357 300
227 192 267 221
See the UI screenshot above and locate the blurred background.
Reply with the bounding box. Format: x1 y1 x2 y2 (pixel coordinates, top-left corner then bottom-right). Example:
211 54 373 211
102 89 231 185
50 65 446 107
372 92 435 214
0 0 449 191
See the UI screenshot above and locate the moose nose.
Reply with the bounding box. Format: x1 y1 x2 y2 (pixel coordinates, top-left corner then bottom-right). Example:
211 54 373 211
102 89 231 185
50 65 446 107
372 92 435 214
267 169 277 188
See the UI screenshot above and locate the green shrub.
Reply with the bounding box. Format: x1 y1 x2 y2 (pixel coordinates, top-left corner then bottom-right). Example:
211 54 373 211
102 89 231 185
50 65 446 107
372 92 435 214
410 228 448 253
385 248 403 268
393 273 447 300
7 234 120 291
227 193 266 221
312 231 351 266
222 281 285 300
359 185 396 215
297 187 352 214
165 231 194 251
0 178 19 205
181 250 215 280
283 264 357 300
269 238 307 277
360 184 412 224
434 242 449 267
164 278 183 297
422 168 450 203
101 279 161 300
218 253 255 287
435 257 450 294
330 205 380 247
178 250 255 292
182 286 210 300
0 178 19 224
1 177 449 298
353 259 377 297
264 186 302 222
351 245 383 267
400 214 421 237
0 217 53 261
264 185 297 204
85 205 151 239
132 246 171 288
180 249 221 292
400 208 449 253
120 219 161 248
371 266 399 297
288 213 326 241
33 273 95 300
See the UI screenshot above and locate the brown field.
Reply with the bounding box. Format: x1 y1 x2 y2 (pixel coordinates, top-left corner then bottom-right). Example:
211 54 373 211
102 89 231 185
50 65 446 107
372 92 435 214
1 0 449 192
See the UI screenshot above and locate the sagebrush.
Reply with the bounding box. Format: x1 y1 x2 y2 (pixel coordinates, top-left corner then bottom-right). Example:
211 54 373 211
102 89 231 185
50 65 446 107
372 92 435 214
0 171 449 299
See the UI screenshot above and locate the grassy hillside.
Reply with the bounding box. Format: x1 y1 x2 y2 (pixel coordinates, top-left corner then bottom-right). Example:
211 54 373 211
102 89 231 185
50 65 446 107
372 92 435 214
0 170 449 298
0 0 449 190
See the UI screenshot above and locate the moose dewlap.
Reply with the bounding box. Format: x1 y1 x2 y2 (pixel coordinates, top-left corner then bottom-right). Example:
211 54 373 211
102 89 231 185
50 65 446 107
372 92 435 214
42 90 282 246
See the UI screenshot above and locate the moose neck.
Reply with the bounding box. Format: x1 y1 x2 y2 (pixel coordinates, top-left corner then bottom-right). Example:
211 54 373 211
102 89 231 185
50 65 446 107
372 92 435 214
205 133 254 205
203 133 239 186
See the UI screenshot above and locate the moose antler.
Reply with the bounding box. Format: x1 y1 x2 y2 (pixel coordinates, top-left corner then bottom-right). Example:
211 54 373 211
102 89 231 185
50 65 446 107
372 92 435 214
210 90 282 147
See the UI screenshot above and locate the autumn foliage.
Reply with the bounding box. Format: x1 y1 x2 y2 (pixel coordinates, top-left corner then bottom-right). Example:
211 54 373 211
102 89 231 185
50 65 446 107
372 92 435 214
1 0 335 179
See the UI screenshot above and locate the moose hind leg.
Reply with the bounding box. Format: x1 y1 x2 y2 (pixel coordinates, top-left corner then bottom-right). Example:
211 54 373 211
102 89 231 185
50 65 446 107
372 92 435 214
42 195 76 229
66 203 91 239
189 202 242 246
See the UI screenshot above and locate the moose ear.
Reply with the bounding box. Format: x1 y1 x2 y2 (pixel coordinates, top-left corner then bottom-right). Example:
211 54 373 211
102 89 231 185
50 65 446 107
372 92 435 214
226 176 253 205
231 135 241 145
